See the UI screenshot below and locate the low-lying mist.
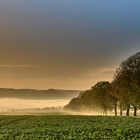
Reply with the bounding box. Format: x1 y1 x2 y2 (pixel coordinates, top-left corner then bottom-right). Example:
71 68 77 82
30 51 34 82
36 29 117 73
0 98 69 110
0 98 114 115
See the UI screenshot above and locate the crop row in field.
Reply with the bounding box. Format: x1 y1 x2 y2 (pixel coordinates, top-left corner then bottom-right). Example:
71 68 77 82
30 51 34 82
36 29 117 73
0 115 139 140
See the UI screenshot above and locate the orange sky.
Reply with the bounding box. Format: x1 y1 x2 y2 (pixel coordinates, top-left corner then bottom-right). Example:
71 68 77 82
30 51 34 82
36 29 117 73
0 1 140 90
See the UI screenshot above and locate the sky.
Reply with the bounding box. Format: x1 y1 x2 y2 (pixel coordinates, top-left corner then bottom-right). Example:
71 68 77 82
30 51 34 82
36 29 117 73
0 0 140 90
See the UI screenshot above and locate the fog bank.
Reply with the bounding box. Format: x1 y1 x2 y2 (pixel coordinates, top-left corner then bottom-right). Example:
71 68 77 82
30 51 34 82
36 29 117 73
0 98 69 110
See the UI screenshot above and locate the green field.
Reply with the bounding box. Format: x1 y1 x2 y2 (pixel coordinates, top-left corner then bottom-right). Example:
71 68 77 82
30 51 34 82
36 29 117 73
0 115 139 140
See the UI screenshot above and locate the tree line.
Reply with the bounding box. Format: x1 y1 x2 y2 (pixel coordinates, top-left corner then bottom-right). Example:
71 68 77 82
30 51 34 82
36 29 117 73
64 51 140 116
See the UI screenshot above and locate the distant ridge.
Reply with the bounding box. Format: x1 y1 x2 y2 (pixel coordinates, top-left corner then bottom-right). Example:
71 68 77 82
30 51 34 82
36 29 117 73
0 88 81 100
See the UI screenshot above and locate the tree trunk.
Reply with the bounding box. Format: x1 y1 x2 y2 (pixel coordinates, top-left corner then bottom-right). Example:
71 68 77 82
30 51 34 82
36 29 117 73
105 110 107 116
104 108 107 116
126 105 130 116
134 106 137 116
115 103 117 116
120 106 122 116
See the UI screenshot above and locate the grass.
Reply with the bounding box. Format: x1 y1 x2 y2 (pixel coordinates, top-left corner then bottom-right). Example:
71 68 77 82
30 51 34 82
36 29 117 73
0 115 139 139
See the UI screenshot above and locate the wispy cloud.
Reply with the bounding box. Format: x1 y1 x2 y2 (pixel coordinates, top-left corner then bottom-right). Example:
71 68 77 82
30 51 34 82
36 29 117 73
0 64 32 68
99 68 115 74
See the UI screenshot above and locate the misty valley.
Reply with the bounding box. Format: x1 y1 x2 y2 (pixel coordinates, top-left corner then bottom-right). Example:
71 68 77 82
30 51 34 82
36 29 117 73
0 51 139 140
0 89 79 115
0 0 140 139
0 52 140 118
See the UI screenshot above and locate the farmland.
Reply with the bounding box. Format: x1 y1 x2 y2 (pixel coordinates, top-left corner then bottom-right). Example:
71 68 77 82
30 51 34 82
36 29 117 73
0 116 139 139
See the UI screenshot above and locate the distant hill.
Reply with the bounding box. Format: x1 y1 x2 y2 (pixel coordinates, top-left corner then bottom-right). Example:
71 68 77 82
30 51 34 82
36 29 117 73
0 88 80 100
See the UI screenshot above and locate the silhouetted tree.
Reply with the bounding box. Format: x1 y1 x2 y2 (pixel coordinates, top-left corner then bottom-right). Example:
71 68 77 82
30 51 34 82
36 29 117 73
65 81 116 115
93 81 117 116
113 52 140 116
65 51 140 116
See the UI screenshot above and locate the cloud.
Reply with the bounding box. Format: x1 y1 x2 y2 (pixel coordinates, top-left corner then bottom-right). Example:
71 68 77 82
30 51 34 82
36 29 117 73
99 68 116 74
0 64 32 68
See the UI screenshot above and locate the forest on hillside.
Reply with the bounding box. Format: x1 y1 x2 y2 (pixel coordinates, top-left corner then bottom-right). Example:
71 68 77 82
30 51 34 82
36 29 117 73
65 51 140 116
0 89 79 100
